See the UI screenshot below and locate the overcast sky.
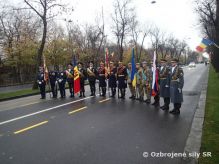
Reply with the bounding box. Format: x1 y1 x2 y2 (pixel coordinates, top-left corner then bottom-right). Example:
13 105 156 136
5 0 202 50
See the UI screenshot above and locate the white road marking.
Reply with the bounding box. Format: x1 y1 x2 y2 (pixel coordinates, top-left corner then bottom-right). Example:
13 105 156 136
0 96 95 126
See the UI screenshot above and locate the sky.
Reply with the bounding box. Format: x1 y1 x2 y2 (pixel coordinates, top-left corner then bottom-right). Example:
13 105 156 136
63 0 202 50
4 0 202 50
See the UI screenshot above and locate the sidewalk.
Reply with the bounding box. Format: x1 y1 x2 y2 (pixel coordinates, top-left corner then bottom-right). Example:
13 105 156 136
0 84 33 93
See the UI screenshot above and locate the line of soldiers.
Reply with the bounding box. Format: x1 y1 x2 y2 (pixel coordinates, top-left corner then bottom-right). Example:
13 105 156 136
127 58 184 115
37 58 184 115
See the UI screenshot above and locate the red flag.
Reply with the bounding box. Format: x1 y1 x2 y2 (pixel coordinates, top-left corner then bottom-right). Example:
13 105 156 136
74 65 80 94
43 55 49 83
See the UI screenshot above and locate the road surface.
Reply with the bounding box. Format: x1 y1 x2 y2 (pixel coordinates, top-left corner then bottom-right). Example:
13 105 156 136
0 64 208 164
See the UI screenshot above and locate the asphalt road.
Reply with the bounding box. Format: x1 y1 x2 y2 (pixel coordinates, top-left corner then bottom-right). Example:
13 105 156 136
0 64 209 164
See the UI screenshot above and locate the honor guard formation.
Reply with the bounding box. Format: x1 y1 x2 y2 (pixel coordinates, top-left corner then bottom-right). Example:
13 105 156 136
37 58 184 115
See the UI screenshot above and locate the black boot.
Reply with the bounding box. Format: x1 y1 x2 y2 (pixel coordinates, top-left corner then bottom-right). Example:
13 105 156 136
79 91 82 97
83 92 86 97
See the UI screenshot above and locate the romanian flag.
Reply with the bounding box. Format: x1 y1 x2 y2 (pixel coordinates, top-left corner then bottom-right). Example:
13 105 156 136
196 38 214 52
131 48 137 87
72 56 80 94
43 54 49 83
151 51 159 97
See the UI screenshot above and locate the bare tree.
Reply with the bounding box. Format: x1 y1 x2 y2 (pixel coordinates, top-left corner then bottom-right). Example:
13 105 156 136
23 0 67 71
111 0 134 61
195 0 219 71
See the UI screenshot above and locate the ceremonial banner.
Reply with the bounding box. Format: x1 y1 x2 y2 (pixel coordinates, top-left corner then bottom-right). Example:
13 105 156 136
73 56 80 94
43 54 49 83
131 48 137 87
151 51 159 97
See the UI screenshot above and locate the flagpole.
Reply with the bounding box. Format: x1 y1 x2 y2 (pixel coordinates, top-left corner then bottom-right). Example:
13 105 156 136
213 43 219 49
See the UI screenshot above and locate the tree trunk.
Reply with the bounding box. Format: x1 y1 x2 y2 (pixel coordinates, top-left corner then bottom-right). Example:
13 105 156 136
33 19 47 89
214 0 219 72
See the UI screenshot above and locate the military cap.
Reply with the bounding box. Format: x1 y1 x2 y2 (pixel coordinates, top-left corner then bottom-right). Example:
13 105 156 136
136 63 140 65
142 61 147 64
100 61 104 65
118 61 123 64
160 58 167 62
78 62 83 65
171 58 179 63
128 62 131 65
110 61 114 64
68 63 73 66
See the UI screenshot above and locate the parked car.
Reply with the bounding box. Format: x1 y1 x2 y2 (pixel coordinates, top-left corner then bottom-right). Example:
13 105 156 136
188 62 196 68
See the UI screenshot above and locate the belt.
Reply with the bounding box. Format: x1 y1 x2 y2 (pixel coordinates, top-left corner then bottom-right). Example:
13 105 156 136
171 79 179 82
99 74 105 76
160 78 167 80
118 75 125 77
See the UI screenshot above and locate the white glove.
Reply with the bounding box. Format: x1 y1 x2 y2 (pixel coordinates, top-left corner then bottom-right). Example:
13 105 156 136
178 88 182 93
38 81 42 85
58 79 62 83
165 85 169 88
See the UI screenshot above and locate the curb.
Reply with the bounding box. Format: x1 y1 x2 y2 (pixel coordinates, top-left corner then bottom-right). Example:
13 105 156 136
0 92 40 102
181 67 209 164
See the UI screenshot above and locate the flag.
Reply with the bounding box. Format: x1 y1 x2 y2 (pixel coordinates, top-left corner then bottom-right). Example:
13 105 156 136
196 38 214 52
131 48 137 87
105 48 109 67
72 56 80 94
43 54 49 83
151 51 159 97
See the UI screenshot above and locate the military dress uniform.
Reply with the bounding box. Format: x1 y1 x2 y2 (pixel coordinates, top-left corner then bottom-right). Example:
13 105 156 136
66 64 74 98
37 67 46 99
87 62 97 96
98 62 107 97
78 63 87 97
49 71 58 98
117 62 127 99
159 59 170 110
127 63 135 99
169 58 184 115
108 62 117 98
136 63 144 102
145 65 153 104
57 71 67 98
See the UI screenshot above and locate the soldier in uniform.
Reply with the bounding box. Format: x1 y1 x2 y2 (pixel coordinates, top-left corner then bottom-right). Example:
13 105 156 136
169 58 184 115
117 61 127 99
49 70 58 98
57 68 67 98
87 61 97 96
37 66 46 99
127 63 135 99
108 61 117 98
97 61 107 97
78 62 87 97
136 63 144 102
66 63 74 98
159 59 170 110
142 61 148 102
